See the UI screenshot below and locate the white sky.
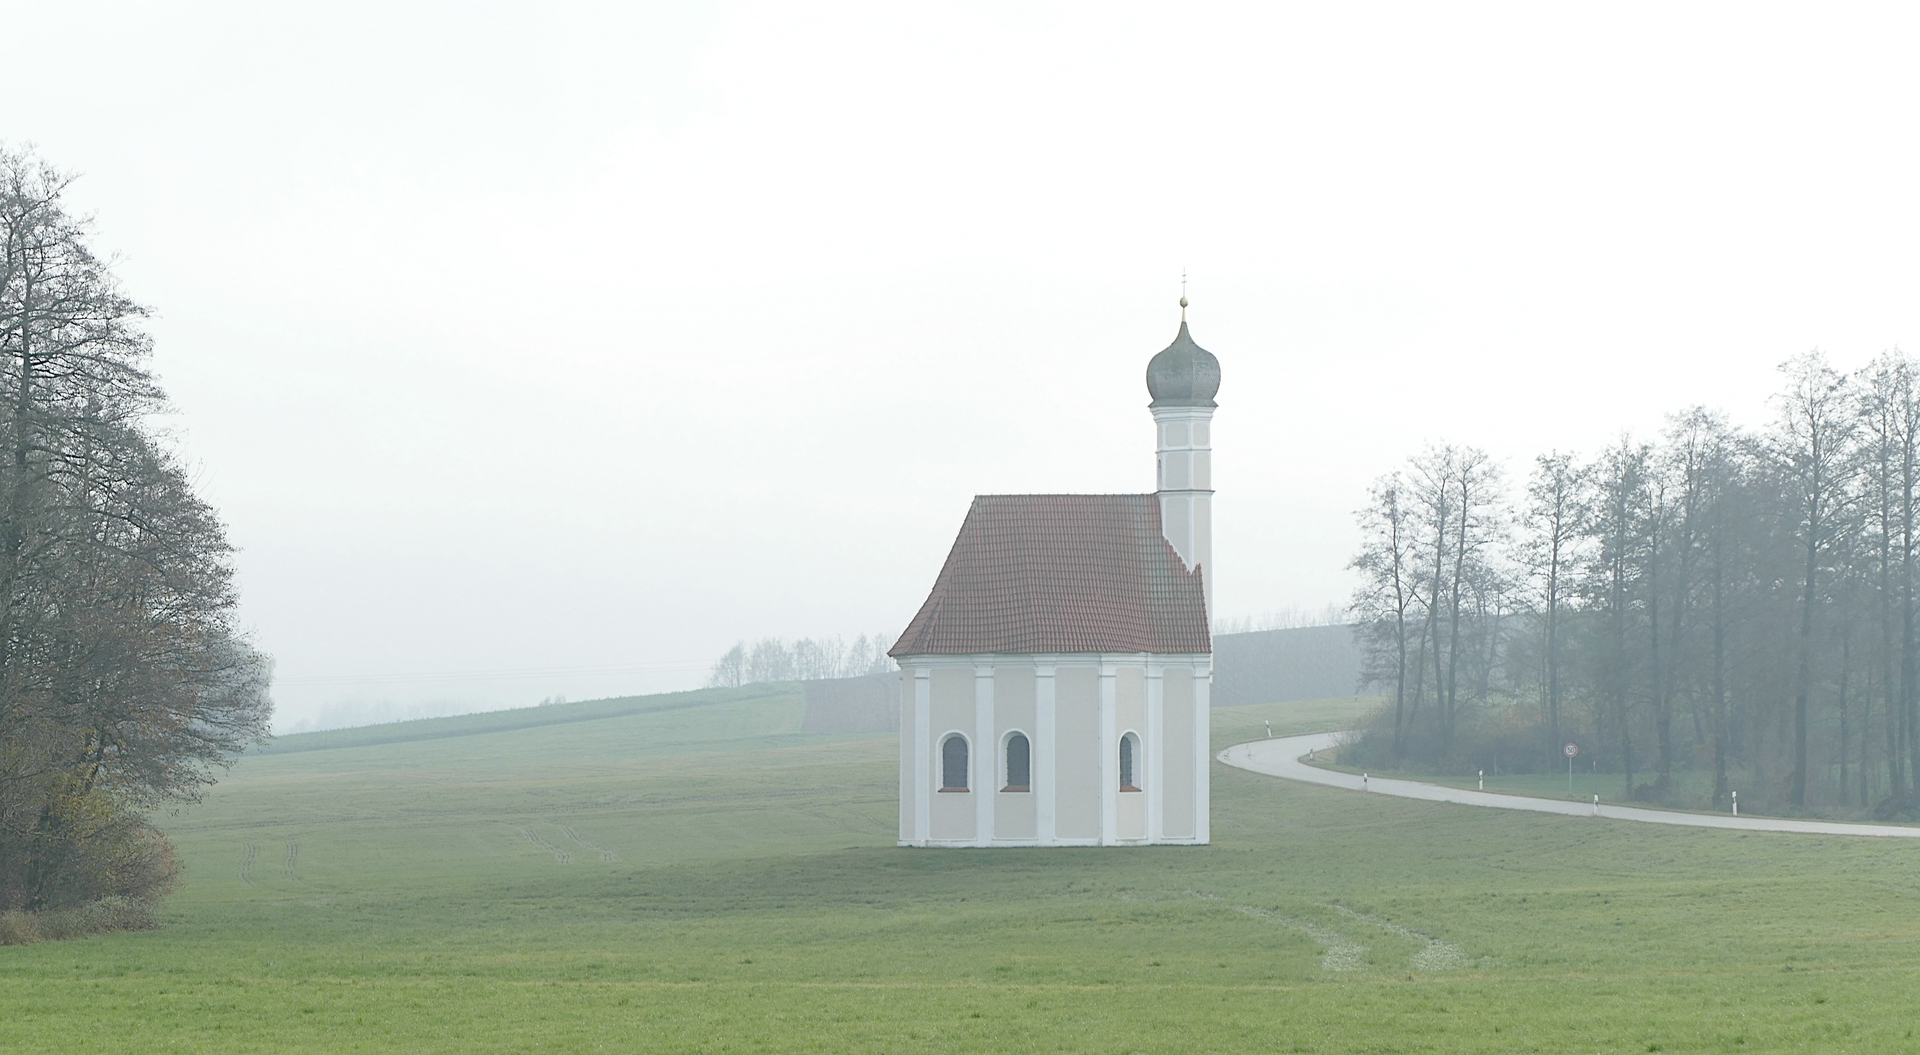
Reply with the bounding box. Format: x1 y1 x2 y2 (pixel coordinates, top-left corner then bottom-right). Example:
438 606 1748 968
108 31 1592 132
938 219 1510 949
7 3 1920 728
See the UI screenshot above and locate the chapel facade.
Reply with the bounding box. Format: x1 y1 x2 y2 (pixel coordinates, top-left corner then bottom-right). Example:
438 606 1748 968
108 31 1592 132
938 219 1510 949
890 305 1219 846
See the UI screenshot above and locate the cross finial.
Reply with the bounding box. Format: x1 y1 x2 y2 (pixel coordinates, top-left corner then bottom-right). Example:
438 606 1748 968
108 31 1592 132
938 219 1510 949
1179 269 1189 321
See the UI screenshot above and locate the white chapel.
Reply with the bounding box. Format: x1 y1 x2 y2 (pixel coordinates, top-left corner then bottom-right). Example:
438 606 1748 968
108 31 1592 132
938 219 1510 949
891 303 1220 847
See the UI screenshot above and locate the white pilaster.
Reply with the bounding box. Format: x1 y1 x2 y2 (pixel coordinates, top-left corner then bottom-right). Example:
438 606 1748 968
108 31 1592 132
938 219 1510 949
1035 664 1056 844
1194 657 1212 844
1099 660 1117 846
913 667 931 845
1146 662 1165 842
899 672 912 845
975 663 995 846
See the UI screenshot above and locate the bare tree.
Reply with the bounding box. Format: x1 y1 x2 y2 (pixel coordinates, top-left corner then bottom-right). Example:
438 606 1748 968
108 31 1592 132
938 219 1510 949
1342 355 1920 816
1772 352 1855 806
1583 439 1651 795
1351 474 1417 755
1522 453 1581 760
706 642 746 688
1649 409 1720 792
1853 353 1912 800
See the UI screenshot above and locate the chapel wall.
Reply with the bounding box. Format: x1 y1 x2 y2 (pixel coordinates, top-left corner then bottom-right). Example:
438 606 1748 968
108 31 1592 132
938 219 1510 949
1053 665 1101 841
1161 666 1197 839
1115 665 1146 745
928 667 976 841
994 665 1037 840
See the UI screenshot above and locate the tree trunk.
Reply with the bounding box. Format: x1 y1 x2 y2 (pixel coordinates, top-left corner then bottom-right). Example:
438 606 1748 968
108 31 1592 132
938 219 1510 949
1649 497 1672 794
1711 550 1730 809
1444 481 1468 749
1391 509 1409 757
1839 624 1852 808
1546 525 1562 759
1794 516 1817 806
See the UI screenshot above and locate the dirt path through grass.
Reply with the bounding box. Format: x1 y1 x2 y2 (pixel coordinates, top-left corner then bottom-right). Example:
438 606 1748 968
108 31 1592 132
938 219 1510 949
1222 732 1920 837
518 827 573 864
556 822 616 861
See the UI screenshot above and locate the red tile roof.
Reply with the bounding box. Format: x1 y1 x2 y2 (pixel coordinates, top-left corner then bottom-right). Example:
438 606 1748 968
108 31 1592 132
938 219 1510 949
890 494 1211 656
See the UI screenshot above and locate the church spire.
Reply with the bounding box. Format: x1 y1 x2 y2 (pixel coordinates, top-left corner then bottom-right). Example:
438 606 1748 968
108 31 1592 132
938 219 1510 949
1147 301 1219 615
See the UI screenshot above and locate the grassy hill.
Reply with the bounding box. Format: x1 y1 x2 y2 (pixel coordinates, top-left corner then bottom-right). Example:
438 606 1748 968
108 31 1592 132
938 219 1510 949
4 685 1918 1052
251 682 803 755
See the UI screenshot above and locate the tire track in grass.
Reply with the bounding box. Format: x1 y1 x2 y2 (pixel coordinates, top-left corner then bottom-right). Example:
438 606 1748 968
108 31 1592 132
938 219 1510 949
1191 892 1365 972
519 827 572 864
239 842 257 887
283 841 302 883
1329 904 1469 970
555 823 616 862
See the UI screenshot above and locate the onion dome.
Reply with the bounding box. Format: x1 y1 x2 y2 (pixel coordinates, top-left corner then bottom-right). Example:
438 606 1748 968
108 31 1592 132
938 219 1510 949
1145 299 1220 407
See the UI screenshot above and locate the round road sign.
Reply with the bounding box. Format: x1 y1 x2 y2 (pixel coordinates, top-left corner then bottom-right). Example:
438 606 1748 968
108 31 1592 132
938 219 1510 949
1564 742 1579 758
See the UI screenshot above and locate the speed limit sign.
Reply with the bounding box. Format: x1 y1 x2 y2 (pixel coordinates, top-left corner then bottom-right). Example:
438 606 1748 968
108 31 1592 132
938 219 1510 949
1564 742 1579 758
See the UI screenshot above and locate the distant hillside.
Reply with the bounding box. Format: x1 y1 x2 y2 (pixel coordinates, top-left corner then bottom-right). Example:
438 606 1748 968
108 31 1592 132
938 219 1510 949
1212 624 1364 707
801 674 897 734
259 626 1362 750
796 625 1366 734
255 683 801 755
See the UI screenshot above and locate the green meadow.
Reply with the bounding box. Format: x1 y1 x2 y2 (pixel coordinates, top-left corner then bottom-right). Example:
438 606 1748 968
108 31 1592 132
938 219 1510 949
6 685 1920 1053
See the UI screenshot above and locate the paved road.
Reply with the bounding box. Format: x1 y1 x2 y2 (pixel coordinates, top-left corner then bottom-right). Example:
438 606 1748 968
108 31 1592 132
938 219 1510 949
1220 731 1920 838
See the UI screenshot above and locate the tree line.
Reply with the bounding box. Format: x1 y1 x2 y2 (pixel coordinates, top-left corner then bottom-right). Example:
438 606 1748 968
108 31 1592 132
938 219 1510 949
0 147 270 921
1350 351 1920 816
706 633 896 688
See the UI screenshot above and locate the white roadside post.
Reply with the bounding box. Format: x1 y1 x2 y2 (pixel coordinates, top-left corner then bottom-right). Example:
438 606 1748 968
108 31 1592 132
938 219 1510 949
1592 793 1599 816
1732 791 1738 817
1363 773 1369 792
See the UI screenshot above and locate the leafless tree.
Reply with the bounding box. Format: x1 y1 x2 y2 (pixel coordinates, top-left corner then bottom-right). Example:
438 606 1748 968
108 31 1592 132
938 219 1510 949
1771 352 1855 806
706 642 746 688
1522 453 1581 758
1351 474 1417 755
1345 350 1920 817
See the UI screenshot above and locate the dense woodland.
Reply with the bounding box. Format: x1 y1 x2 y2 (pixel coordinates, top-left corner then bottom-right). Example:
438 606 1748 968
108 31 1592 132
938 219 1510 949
1351 352 1920 816
0 148 270 917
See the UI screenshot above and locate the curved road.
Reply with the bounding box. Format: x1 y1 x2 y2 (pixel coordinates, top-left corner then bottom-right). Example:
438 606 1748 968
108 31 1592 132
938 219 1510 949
1221 731 1920 838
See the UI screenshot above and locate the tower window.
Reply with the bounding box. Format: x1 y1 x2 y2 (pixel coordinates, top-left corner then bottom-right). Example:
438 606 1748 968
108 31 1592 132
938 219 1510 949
1119 732 1141 792
940 734 969 792
1003 732 1031 792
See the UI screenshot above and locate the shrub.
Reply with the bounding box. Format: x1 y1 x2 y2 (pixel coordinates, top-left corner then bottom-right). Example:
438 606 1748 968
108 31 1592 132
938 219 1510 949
0 896 158 945
1341 700 1572 777
0 801 179 914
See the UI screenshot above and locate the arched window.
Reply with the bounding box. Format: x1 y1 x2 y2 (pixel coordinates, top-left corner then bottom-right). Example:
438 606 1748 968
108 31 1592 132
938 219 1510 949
1003 732 1031 792
940 734 969 792
1119 732 1141 792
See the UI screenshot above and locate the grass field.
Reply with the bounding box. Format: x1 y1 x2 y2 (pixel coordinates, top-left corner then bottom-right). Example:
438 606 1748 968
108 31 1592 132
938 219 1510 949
1315 743 1900 821
6 685 1920 1052
1309 748 1741 812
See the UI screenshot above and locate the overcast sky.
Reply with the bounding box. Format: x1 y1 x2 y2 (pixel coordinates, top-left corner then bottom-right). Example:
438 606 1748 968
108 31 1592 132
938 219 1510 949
7 3 1920 729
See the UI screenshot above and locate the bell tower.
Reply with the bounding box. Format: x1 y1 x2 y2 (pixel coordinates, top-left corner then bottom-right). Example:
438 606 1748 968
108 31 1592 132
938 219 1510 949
1145 296 1220 616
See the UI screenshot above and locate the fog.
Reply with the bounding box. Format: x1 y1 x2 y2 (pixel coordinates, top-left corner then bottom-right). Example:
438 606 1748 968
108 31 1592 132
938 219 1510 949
7 3 1920 730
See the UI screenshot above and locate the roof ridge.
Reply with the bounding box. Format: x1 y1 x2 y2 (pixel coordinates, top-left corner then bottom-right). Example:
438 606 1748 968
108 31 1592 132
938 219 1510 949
972 492 1156 499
